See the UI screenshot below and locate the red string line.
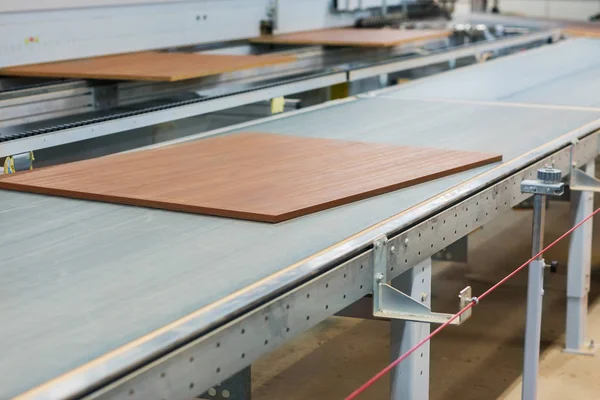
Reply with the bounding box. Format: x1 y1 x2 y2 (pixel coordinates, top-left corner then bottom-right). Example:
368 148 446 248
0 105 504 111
345 206 600 400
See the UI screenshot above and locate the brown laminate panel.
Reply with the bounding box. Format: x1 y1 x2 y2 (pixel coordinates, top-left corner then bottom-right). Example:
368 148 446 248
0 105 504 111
0 133 502 222
0 52 296 82
564 24 600 38
250 28 451 48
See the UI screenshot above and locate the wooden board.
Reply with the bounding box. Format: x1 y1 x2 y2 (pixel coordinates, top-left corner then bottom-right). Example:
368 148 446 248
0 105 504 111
0 52 296 82
0 133 501 223
250 28 451 48
563 23 600 38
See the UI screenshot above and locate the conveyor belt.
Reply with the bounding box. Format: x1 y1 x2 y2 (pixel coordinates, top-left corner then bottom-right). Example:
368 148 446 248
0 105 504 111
2 38 600 398
380 38 600 106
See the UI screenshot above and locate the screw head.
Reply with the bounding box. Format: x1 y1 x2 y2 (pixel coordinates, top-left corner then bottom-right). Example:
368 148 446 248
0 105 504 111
390 246 396 254
421 293 428 302
404 238 409 246
376 273 384 282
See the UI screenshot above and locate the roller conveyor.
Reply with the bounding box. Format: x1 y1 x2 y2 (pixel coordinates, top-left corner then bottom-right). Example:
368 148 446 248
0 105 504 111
3 38 600 399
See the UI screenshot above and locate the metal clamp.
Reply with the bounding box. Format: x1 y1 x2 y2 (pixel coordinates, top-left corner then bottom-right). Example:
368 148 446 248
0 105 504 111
521 167 564 197
372 236 472 325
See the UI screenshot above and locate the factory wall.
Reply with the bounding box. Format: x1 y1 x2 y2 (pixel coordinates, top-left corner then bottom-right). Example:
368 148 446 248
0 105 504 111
456 0 600 21
500 0 600 21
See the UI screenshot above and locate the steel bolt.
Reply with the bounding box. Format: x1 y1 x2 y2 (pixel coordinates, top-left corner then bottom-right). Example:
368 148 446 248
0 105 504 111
404 238 409 246
421 293 428 302
390 246 396 254
376 273 384 282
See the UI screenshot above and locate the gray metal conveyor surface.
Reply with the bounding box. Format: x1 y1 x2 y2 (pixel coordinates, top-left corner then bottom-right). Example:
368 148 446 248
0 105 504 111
2 38 600 399
381 38 600 107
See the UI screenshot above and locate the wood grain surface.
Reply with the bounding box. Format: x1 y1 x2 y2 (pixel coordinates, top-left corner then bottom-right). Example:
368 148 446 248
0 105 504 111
0 133 501 223
0 52 296 82
564 25 600 38
250 28 451 47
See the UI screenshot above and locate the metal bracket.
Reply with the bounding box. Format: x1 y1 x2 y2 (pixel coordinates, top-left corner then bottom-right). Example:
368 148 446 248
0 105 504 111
569 141 600 192
92 84 119 111
563 339 597 356
372 236 472 325
570 168 600 192
521 180 564 196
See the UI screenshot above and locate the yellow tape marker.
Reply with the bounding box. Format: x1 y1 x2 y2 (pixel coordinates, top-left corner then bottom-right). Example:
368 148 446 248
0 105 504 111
271 97 285 114
3 157 14 174
330 82 349 100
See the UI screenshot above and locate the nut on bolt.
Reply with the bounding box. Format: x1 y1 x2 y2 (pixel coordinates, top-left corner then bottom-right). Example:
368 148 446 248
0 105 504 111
376 273 385 282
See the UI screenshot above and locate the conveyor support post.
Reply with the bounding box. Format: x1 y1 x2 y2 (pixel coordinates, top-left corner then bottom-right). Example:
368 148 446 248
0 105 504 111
520 167 564 400
565 159 599 354
390 258 432 400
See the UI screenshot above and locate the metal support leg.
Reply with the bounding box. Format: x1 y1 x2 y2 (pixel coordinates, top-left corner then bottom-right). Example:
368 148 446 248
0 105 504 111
522 195 546 400
565 160 596 354
520 167 563 400
390 258 431 400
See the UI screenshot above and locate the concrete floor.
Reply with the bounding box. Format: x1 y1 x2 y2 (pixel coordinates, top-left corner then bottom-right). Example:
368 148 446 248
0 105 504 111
251 197 600 399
